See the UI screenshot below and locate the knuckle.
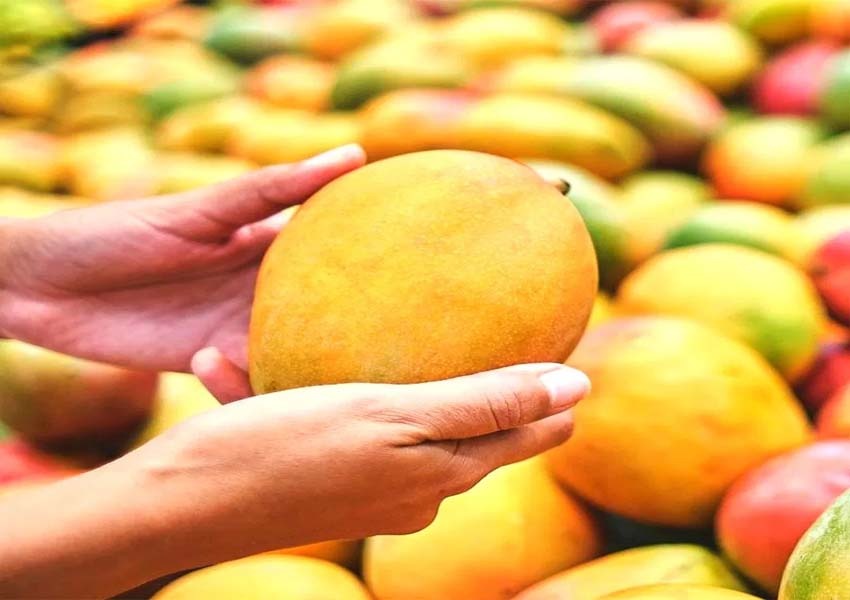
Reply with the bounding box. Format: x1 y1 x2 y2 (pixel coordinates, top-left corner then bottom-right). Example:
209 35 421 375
482 382 534 430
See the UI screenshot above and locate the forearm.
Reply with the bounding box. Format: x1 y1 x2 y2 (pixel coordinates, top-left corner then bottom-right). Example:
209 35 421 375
0 440 204 599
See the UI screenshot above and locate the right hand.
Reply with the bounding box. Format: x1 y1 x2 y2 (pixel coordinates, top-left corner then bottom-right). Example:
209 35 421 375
136 362 590 568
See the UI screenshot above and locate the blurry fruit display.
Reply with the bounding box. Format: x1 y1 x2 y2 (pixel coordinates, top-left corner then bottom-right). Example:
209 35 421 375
717 440 850 593
515 545 746 600
364 458 602 600
0 340 157 446
618 244 826 380
153 555 372 600
548 317 811 528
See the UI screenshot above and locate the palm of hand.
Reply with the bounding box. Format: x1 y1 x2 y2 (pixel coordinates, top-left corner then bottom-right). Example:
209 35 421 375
0 146 365 393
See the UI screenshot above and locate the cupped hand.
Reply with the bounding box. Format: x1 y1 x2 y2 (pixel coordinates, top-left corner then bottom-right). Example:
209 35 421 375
0 144 365 396
135 363 589 569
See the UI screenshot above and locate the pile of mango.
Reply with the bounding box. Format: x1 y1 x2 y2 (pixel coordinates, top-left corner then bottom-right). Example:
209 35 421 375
4 0 850 598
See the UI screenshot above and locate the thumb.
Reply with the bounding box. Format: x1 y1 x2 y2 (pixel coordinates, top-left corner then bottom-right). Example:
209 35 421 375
373 364 590 442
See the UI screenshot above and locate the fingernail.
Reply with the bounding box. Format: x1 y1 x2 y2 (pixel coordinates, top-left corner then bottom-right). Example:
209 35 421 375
305 144 365 165
539 367 591 413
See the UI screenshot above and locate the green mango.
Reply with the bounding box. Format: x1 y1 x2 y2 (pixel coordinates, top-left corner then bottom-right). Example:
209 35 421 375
779 489 850 599
821 49 850 130
802 133 850 207
204 6 301 64
331 30 469 110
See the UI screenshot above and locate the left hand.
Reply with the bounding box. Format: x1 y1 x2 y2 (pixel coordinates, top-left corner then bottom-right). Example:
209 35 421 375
0 144 366 401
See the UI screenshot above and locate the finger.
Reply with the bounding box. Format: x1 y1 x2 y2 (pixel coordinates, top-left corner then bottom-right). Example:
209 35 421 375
448 408 575 475
158 144 365 242
372 364 590 442
192 347 253 404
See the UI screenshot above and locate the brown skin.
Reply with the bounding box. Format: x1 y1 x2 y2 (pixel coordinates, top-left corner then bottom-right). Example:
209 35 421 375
0 145 591 598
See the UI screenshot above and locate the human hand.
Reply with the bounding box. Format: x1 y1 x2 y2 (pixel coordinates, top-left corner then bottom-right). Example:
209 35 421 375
0 363 588 599
0 144 366 397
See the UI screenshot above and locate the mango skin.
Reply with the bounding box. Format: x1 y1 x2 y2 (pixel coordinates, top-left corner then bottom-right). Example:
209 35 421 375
515 545 746 600
802 133 850 208
364 458 602 600
359 89 475 160
331 28 469 110
620 170 710 264
726 0 811 45
821 49 850 129
624 20 763 96
601 585 760 599
547 316 812 528
153 555 372 600
779 489 850 599
455 93 650 180
249 150 597 393
703 117 824 209
524 159 634 289
489 56 724 165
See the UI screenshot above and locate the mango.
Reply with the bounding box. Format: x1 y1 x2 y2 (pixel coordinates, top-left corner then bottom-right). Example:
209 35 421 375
810 0 850 41
52 90 147 134
717 440 850 594
664 201 805 265
620 170 710 263
547 317 811 528
0 63 63 118
516 545 746 600
601 585 760 599
798 205 850 263
60 127 157 201
249 150 596 393
487 55 724 164
752 40 840 116
624 20 763 96
204 6 304 64
810 230 850 328
455 93 650 179
589 1 682 52
301 0 414 61
128 373 218 450
726 0 812 45
143 74 239 122
246 55 336 112
0 0 78 52
358 88 475 159
588 292 615 329
703 116 824 208
331 25 469 110
228 110 361 166
272 540 361 570
796 341 850 412
0 187 90 218
153 555 371 600
779 489 850 599
524 159 634 289
817 384 850 437
821 49 850 129
0 340 157 446
803 133 850 209
130 5 212 41
416 0 582 16
364 458 602 600
64 0 180 29
0 129 60 192
155 96 264 153
0 437 81 487
439 7 571 70
154 153 256 194
618 244 826 380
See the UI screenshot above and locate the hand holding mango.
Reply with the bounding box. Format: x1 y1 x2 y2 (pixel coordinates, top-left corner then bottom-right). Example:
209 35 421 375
0 146 595 599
